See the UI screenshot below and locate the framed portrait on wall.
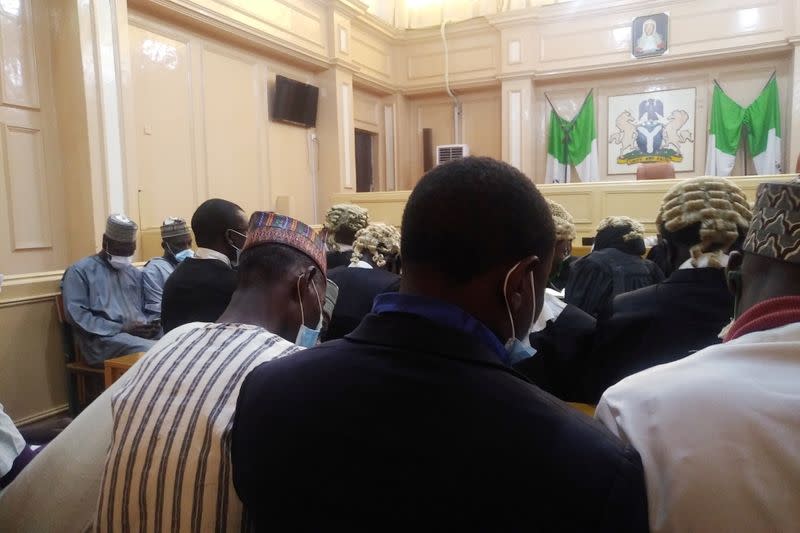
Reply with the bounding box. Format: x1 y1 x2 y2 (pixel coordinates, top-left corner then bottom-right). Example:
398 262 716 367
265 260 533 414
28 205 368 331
607 87 696 175
632 13 668 58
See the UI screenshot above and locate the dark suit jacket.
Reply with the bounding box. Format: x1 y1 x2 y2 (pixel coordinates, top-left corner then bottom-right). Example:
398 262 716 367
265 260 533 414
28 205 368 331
160 258 237 333
585 267 734 402
515 304 597 402
323 266 401 341
325 250 352 270
232 312 648 532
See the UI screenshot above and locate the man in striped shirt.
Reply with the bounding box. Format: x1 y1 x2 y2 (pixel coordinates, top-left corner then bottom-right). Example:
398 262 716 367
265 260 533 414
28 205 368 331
96 212 327 532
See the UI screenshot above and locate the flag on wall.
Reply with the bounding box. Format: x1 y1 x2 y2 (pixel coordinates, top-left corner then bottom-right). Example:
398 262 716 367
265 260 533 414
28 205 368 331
545 91 599 183
705 74 782 176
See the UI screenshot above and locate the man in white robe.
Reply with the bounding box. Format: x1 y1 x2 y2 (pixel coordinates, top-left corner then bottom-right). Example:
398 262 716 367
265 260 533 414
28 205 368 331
596 177 800 532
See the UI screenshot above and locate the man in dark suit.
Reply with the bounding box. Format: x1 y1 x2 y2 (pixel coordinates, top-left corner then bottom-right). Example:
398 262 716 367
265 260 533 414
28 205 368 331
323 223 402 341
586 177 752 401
160 199 248 332
232 157 648 531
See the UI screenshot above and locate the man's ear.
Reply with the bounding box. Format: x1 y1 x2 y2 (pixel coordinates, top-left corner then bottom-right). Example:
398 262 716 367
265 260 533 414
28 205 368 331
503 256 538 310
726 251 743 294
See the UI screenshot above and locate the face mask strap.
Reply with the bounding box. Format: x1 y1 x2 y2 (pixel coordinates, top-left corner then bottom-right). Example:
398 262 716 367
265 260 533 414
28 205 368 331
296 275 306 326
503 261 522 341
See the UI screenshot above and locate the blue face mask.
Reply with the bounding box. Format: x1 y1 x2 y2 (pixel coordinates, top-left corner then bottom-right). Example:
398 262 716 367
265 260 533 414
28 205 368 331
503 262 538 364
295 274 323 348
174 249 194 262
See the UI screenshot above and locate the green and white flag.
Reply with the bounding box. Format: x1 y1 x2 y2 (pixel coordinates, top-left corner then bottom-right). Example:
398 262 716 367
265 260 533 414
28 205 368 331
705 75 782 176
545 91 599 183
747 76 782 175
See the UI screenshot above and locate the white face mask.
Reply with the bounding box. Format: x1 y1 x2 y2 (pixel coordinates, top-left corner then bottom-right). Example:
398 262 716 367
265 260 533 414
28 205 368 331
108 254 133 270
295 274 323 348
503 261 537 365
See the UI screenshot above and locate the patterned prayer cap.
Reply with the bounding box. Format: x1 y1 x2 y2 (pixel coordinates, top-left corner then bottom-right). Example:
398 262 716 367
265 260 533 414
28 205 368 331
742 178 800 264
350 223 401 268
546 199 576 241
105 214 138 243
160 217 191 240
323 204 369 251
243 212 327 275
659 177 751 257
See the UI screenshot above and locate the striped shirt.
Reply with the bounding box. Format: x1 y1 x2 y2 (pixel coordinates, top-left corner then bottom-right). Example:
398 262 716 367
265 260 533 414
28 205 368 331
96 322 300 532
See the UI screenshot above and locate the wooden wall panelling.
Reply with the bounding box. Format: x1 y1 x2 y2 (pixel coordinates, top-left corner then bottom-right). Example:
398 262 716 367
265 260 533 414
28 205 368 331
332 174 797 238
0 0 66 275
0 0 39 108
128 22 197 230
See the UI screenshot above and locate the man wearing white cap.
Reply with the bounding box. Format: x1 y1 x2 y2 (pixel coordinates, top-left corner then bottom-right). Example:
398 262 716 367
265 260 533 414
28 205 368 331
142 217 194 318
61 214 160 366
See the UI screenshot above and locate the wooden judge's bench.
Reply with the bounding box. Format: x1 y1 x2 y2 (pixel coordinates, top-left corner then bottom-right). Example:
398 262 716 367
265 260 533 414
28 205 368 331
332 174 798 243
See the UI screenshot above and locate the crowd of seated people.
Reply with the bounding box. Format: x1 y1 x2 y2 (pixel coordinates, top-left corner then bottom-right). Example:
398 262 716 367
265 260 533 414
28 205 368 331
1 157 799 533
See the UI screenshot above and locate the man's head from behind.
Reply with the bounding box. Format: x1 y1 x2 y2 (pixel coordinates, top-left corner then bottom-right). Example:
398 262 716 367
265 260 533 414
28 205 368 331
728 178 800 318
594 216 646 256
323 204 369 251
350 223 401 273
232 212 327 345
102 214 138 263
658 177 751 273
400 156 554 344
160 217 193 261
546 199 576 276
191 199 248 263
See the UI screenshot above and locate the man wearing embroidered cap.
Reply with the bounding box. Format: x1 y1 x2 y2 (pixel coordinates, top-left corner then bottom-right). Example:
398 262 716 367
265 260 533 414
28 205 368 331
596 178 800 531
141 217 194 318
96 211 326 533
61 214 159 367
587 177 752 401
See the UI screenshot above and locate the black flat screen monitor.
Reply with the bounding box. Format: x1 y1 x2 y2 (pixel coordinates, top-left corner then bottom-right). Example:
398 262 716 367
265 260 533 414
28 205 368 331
272 75 319 128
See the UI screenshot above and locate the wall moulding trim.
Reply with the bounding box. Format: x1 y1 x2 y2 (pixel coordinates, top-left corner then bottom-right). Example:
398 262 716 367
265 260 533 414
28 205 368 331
499 41 793 81
14 404 70 426
0 270 63 307
129 0 332 71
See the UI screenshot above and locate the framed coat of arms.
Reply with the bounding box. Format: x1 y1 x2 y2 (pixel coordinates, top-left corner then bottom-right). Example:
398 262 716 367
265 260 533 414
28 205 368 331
607 87 696 175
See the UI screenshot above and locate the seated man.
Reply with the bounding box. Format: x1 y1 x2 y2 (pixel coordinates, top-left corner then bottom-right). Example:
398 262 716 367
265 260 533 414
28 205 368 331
514 200 597 402
322 203 369 269
0 402 34 489
96 212 326 532
323 223 401 341
232 157 648 531
62 214 159 366
161 199 248 333
586 177 751 401
141 217 193 318
547 199 577 292
596 178 800 531
566 215 663 317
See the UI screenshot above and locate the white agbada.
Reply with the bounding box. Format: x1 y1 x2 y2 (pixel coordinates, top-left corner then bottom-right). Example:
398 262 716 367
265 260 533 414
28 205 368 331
596 322 800 533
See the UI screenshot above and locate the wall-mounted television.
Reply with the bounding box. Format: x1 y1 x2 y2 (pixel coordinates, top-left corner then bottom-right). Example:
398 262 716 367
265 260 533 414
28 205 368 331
272 75 319 128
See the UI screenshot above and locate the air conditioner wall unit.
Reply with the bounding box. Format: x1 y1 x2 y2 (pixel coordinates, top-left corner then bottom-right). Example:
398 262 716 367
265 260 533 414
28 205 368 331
436 144 470 166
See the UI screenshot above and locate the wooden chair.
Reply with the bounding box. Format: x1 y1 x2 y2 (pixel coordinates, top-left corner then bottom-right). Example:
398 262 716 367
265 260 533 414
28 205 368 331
567 402 597 417
636 162 675 180
55 294 104 415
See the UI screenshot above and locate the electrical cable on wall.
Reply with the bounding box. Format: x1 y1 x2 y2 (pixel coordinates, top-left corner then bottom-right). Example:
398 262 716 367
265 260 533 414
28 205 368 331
440 20 463 144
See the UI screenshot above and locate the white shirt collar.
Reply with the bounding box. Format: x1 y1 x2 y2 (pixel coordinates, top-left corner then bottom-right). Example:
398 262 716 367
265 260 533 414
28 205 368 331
348 260 372 269
679 251 729 270
194 247 231 268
